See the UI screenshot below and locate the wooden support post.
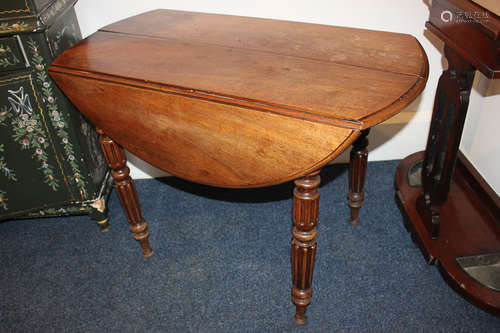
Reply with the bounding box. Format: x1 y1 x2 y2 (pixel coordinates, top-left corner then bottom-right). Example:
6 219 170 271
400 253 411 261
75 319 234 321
97 128 154 258
291 170 320 325
348 129 370 226
417 45 475 239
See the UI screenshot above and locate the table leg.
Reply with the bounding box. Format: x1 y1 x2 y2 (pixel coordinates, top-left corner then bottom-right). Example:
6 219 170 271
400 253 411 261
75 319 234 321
347 129 370 226
291 170 320 325
97 128 154 258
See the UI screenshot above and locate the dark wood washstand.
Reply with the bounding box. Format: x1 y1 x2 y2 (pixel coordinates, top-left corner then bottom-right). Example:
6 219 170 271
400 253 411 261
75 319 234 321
395 0 500 316
48 9 428 324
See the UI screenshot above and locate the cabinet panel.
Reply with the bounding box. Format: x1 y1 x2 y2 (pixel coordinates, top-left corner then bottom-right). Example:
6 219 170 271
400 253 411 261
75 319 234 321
0 74 73 215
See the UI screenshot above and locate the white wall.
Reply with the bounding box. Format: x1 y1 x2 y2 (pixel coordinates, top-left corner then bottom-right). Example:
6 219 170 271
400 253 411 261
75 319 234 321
460 76 500 193
73 0 499 195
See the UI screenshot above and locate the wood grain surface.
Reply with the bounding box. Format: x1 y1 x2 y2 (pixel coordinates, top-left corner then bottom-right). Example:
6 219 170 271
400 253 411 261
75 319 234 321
48 9 428 187
49 71 357 187
47 9 430 321
50 9 428 129
102 9 426 77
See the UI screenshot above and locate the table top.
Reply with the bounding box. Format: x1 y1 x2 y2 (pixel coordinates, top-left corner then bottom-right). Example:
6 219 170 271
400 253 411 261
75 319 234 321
50 9 427 130
48 10 428 187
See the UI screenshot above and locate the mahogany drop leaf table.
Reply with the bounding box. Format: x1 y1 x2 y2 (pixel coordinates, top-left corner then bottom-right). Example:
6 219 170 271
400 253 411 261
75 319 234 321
48 9 428 324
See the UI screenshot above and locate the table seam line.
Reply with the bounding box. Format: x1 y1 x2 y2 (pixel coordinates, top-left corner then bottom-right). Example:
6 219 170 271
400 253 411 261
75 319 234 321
98 30 426 79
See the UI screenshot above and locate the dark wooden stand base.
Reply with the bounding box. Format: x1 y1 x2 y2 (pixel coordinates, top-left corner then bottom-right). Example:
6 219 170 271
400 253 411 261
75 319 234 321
395 151 500 316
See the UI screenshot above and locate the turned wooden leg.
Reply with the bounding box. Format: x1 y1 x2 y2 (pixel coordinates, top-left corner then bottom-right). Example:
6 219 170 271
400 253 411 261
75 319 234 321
97 128 154 258
291 170 320 325
347 129 370 226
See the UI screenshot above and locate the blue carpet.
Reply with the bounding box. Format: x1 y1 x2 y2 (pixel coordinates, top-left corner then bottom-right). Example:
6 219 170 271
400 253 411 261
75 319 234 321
1 160 499 332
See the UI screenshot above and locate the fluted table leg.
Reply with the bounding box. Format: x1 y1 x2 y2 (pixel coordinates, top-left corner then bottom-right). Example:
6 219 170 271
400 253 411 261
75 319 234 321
97 128 154 258
348 129 370 226
291 170 320 325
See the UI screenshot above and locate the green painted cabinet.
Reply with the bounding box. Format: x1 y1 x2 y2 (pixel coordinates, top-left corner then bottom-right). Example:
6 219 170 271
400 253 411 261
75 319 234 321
0 0 113 228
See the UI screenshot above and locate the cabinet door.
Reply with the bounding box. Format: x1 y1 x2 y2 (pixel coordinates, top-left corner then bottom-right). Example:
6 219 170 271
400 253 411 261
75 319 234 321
0 73 74 217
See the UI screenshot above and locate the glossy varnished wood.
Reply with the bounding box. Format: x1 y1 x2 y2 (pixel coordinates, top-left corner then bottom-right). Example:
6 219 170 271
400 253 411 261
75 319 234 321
49 10 427 188
396 152 500 315
49 9 428 130
347 129 370 226
417 44 475 238
291 170 320 325
49 33 424 129
48 9 429 323
48 71 357 188
103 9 427 77
98 129 153 258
